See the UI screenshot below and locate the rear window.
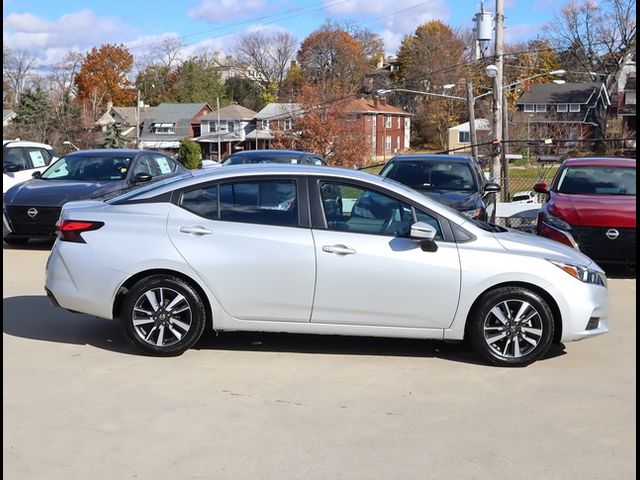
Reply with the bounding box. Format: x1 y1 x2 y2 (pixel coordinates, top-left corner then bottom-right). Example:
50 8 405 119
556 166 636 195
222 153 325 166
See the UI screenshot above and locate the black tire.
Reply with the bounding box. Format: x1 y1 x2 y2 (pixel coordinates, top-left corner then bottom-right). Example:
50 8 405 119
3 237 28 246
121 274 207 356
468 286 554 367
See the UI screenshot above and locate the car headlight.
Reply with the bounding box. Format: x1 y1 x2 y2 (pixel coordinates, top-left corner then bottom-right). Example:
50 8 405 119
463 208 482 218
548 260 607 287
541 210 571 231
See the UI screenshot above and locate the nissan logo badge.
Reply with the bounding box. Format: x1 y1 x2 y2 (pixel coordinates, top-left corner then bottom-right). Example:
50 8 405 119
605 229 619 240
27 208 38 218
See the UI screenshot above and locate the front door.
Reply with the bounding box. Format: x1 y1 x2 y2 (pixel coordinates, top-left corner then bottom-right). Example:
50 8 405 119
311 180 461 329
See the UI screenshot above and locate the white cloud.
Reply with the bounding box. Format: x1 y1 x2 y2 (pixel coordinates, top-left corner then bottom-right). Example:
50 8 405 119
323 0 452 55
3 9 135 52
188 0 268 22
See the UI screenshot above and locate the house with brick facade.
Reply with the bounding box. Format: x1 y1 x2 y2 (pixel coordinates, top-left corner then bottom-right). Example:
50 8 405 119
341 97 412 161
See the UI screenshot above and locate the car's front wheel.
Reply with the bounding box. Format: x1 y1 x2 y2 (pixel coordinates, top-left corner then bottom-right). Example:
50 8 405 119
121 275 207 356
468 287 554 367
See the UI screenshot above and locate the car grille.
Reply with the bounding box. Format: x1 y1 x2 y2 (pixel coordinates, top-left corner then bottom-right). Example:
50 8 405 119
5 206 62 236
573 226 636 264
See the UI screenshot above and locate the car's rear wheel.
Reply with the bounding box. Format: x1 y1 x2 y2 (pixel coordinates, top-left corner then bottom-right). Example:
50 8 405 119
468 287 554 367
122 275 206 356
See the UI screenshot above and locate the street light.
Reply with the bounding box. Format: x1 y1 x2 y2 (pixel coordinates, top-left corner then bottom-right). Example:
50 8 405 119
63 140 79 151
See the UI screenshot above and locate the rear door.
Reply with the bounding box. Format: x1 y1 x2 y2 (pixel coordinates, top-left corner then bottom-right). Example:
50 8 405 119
167 176 316 322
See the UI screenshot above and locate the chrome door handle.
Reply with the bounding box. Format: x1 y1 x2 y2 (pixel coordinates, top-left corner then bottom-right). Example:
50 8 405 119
179 226 213 236
322 244 356 255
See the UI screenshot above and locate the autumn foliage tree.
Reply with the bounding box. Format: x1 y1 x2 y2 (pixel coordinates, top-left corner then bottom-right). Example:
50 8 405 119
272 84 368 167
297 25 369 96
75 44 136 121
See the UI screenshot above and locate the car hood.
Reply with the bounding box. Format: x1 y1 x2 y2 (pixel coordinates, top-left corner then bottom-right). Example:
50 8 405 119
493 228 598 269
548 192 636 228
417 190 480 209
4 179 130 206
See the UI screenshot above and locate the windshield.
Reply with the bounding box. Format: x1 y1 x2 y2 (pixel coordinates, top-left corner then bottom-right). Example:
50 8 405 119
41 154 134 181
222 153 325 166
380 160 478 192
556 166 636 195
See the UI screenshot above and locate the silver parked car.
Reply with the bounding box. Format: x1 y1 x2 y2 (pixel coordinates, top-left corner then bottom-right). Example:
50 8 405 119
45 165 608 366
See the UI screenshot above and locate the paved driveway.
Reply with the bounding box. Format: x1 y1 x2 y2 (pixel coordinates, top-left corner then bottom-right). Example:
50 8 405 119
3 243 636 480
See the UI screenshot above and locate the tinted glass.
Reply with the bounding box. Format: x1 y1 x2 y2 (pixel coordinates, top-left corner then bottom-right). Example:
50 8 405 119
381 159 478 193
556 166 636 195
42 155 133 181
180 186 218 220
223 153 324 166
219 180 298 226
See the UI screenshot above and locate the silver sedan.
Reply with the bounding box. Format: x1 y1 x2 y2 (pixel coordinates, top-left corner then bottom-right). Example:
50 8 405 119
45 165 608 366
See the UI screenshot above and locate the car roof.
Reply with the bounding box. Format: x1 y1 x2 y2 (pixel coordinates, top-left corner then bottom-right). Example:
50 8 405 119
3 139 54 149
227 149 322 157
562 157 636 168
386 154 475 163
64 149 148 157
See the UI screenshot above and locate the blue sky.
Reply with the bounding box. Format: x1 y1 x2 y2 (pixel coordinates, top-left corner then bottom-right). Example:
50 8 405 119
3 0 560 66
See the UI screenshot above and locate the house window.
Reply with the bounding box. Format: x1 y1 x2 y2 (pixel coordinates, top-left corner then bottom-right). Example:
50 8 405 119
397 117 401 128
385 135 392 151
283 119 292 130
535 104 547 112
458 131 470 143
523 104 535 113
569 104 581 112
557 104 568 112
153 123 175 134
347 113 358 122
227 121 236 132
385 116 392 128
396 136 400 150
263 119 270 130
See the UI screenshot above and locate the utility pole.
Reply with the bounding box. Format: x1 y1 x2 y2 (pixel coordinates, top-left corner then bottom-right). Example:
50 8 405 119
466 80 478 160
135 89 141 149
216 96 221 162
501 88 509 199
491 0 504 185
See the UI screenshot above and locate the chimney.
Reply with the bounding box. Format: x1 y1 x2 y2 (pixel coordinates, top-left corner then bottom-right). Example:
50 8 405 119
373 97 379 109
524 79 531 93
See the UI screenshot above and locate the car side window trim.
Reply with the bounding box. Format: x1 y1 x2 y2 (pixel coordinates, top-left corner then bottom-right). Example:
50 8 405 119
173 175 312 229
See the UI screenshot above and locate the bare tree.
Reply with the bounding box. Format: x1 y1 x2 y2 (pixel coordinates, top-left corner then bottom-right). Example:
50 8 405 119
543 0 636 85
154 37 184 69
233 31 298 95
3 46 39 107
49 50 84 142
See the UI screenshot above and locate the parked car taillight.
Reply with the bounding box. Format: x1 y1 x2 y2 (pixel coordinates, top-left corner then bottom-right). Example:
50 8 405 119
55 220 104 243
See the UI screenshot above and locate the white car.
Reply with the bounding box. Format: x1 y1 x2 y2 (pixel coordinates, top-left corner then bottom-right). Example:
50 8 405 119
3 139 56 193
45 165 608 366
511 190 540 204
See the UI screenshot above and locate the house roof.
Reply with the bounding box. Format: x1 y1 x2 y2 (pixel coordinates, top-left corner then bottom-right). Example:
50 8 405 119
517 82 606 105
201 104 257 121
96 106 154 126
255 103 302 120
342 98 412 116
448 119 491 132
146 103 211 125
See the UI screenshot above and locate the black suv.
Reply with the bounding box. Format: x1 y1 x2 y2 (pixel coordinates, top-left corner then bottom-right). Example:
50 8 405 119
379 154 500 221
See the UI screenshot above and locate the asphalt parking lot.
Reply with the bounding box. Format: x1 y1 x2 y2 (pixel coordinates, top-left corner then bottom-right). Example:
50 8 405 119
3 241 636 480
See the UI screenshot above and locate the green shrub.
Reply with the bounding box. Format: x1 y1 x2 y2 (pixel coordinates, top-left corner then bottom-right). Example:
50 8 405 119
178 138 202 169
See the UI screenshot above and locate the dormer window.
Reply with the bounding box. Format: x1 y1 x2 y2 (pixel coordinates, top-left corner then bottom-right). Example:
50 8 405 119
524 104 535 112
557 104 568 112
153 123 175 134
569 104 581 112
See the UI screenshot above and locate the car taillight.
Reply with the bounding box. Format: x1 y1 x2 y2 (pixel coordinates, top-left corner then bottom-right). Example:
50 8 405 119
55 220 104 243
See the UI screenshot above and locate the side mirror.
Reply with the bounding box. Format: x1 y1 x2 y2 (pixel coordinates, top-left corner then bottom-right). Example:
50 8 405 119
533 182 549 194
4 164 20 173
484 182 501 194
32 171 42 178
132 172 152 183
410 221 437 241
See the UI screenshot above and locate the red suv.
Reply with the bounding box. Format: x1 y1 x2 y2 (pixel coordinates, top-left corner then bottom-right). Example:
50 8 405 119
534 157 636 267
